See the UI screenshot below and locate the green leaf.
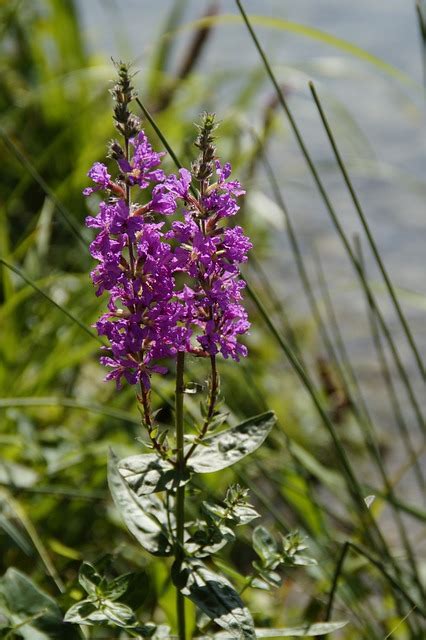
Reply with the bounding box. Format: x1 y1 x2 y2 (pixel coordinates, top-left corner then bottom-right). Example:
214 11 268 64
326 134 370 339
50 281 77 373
188 411 276 473
78 562 101 597
101 573 133 601
231 503 260 525
0 461 39 488
195 622 347 638
250 621 348 636
202 501 229 522
252 526 278 563
251 577 271 591
255 569 281 589
172 558 256 639
186 521 235 558
91 600 135 628
0 568 79 639
291 555 318 567
64 600 103 625
64 598 136 627
118 453 191 495
0 514 33 556
108 450 173 557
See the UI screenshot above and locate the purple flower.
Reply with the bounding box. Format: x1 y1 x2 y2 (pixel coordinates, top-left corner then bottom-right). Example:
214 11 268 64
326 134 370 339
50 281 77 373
200 161 245 219
118 132 165 188
83 163 111 196
100 354 139 389
161 168 192 199
221 226 252 263
197 304 250 361
149 185 178 215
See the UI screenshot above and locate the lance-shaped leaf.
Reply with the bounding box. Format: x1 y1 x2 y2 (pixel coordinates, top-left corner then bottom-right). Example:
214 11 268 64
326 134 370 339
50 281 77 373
248 621 348 636
195 621 347 638
64 599 136 628
252 526 278 563
78 562 102 597
0 568 79 639
172 558 256 639
118 453 191 495
108 450 173 557
188 411 276 474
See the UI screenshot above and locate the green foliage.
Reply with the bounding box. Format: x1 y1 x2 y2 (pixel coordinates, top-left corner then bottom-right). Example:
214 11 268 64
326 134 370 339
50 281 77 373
250 527 317 592
188 411 276 473
203 485 260 527
0 568 78 639
64 562 137 627
172 558 256 639
118 453 191 495
108 451 174 557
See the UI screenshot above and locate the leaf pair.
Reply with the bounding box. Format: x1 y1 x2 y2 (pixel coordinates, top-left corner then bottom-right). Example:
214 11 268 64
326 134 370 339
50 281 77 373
64 562 136 628
250 527 317 591
108 413 275 560
117 411 276 498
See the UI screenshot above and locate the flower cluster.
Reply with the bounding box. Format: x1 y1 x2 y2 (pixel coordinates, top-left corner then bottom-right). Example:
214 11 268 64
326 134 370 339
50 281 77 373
85 70 251 390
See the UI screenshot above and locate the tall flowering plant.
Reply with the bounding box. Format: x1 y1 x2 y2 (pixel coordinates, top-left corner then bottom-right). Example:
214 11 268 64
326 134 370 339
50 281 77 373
64 64 334 640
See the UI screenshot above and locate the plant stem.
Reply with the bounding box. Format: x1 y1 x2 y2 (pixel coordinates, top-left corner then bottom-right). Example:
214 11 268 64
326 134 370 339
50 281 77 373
185 354 218 461
175 350 186 640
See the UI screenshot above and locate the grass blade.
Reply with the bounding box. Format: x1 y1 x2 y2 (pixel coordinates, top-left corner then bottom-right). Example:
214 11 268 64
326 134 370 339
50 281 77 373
235 0 425 438
0 129 86 248
0 258 102 344
309 81 424 381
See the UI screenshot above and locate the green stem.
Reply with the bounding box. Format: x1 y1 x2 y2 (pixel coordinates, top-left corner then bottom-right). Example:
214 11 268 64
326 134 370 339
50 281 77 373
175 351 186 640
325 541 425 620
235 0 425 437
185 354 218 461
309 81 424 382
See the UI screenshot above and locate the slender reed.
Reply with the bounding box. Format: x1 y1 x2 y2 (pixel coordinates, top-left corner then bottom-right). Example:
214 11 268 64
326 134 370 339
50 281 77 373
250 133 423 595
352 236 426 498
309 81 424 381
235 0 425 438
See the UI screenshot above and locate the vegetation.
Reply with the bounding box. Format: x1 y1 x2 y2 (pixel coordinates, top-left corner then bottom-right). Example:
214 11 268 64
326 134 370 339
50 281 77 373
0 1 425 638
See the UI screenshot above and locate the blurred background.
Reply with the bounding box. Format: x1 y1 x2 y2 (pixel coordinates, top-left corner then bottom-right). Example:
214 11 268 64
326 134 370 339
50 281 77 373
0 1 425 638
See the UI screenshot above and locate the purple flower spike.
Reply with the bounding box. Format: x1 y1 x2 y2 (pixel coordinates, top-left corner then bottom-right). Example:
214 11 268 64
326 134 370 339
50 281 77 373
86 110 251 390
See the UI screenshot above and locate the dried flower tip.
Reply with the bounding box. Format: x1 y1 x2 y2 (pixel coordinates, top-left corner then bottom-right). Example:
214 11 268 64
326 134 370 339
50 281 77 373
192 113 218 184
110 60 138 105
109 61 140 139
194 112 218 149
108 139 125 161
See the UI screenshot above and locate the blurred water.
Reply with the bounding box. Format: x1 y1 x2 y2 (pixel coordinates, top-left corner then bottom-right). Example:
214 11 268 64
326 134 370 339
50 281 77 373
77 1 426 503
